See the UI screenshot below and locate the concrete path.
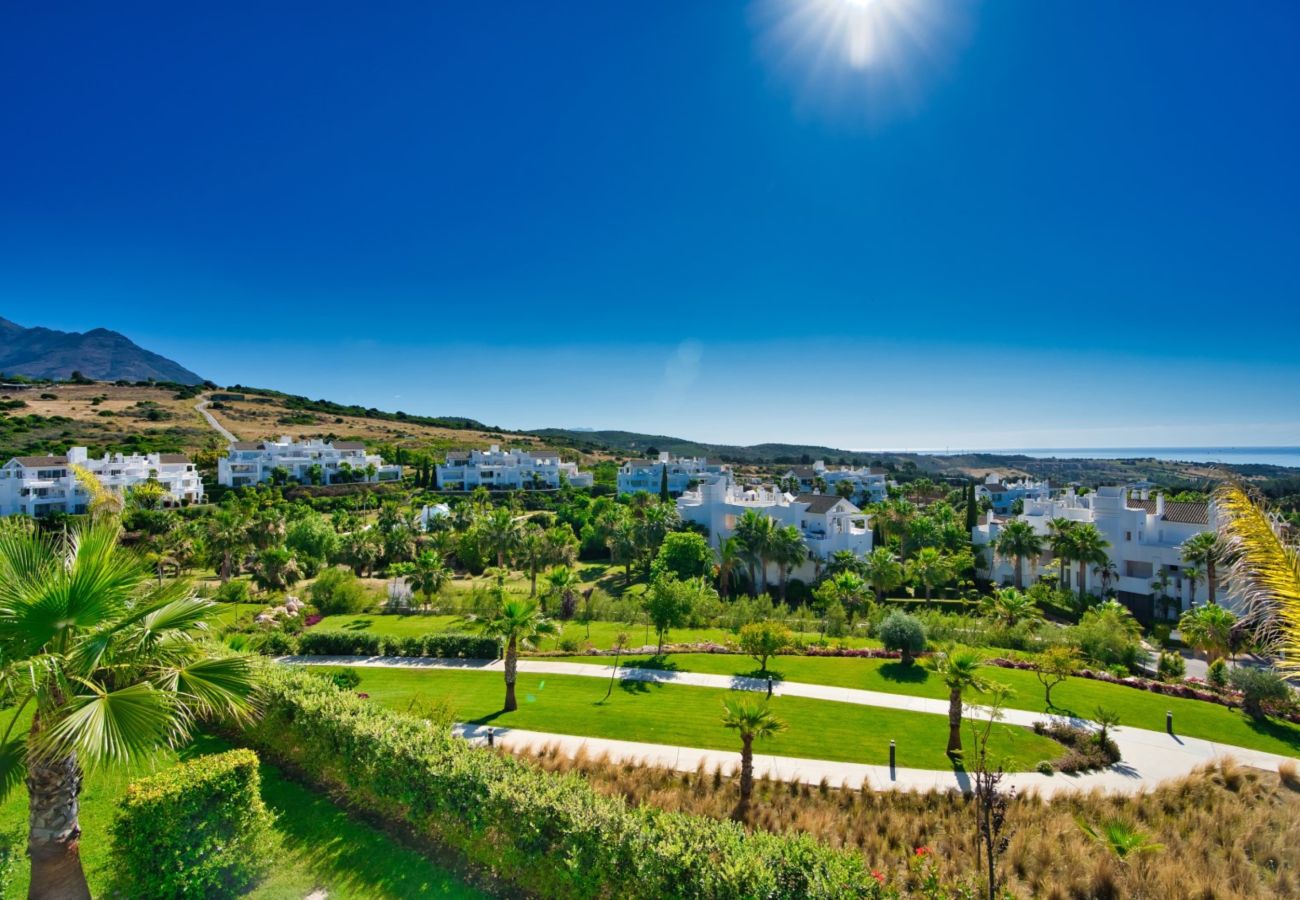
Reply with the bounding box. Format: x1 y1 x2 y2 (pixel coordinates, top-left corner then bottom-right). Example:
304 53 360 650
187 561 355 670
195 397 238 442
280 655 1297 795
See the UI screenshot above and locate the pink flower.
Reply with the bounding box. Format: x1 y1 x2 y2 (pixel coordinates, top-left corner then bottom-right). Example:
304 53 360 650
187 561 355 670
914 846 929 857
871 870 886 884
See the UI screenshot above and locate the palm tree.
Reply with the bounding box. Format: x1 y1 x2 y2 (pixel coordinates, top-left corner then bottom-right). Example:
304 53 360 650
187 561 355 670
717 537 744 599
480 507 523 569
817 570 870 620
0 520 259 898
994 520 1044 590
862 546 904 604
409 551 451 612
1093 559 1119 597
720 697 786 821
1213 483 1299 668
979 588 1042 628
1069 523 1110 597
906 547 953 604
1047 518 1077 591
770 525 807 602
1178 603 1235 662
204 505 250 583
1181 531 1223 605
480 598 556 711
1151 568 1176 619
542 565 582 620
1183 565 1203 608
1076 818 1164 862
733 510 775 596
517 526 548 597
928 646 989 757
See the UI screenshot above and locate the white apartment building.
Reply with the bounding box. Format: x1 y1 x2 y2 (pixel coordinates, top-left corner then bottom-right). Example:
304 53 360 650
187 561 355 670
780 460 890 505
0 447 203 516
436 445 593 491
617 452 730 496
677 479 873 583
217 436 401 487
972 485 1240 620
975 474 1052 514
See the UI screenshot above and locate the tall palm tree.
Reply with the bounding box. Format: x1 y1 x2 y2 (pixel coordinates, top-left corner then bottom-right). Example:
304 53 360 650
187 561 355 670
994 520 1044 590
480 598 556 711
1183 565 1203 608
517 525 549 597
770 525 807 602
717 537 744 599
0 520 259 898
928 646 989 757
720 697 786 821
1093 559 1119 597
862 546 904 604
1069 523 1110 597
733 510 775 596
542 565 582 619
1181 531 1223 605
480 507 523 569
906 547 953 604
410 551 451 613
1213 483 1299 667
204 505 250 583
1047 518 1078 591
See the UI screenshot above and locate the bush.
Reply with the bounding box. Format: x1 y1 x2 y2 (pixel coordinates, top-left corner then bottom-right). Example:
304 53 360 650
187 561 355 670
238 665 871 898
258 631 298 656
1035 761 1055 776
1156 651 1186 682
1207 658 1229 689
308 567 372 615
296 630 499 659
1229 667 1294 719
213 579 252 604
110 749 277 899
1032 721 1121 773
650 531 713 582
877 611 926 664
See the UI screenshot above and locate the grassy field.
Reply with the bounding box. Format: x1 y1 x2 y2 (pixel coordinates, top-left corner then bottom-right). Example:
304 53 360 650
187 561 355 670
318 665 1062 771
0 709 480 898
554 653 1300 758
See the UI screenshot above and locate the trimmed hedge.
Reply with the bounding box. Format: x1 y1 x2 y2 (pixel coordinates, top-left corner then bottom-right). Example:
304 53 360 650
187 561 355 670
241 665 876 898
296 630 500 659
110 748 276 899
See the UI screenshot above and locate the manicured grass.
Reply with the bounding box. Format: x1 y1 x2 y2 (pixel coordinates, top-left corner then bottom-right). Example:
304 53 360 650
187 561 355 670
0 709 480 898
205 601 265 629
555 653 1300 759
320 665 1062 771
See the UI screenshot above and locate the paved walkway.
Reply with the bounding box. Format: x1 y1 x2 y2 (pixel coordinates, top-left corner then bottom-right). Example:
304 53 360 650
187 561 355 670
195 397 239 442
280 655 1297 796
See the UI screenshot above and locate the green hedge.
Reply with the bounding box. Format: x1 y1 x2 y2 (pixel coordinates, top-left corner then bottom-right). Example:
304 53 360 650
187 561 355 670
296 630 500 659
242 665 874 898
110 749 277 899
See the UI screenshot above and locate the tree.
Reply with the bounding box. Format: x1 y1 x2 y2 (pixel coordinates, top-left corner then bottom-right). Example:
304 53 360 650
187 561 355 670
738 621 792 674
1183 565 1203 608
1179 603 1235 662
0 520 259 898
659 463 671 503
966 684 1014 900
204 505 250 583
733 510 775 596
862 547 904 604
906 547 954 603
338 529 383 577
641 576 712 655
1181 531 1223 605
1228 667 1291 719
769 525 807 602
720 698 786 821
409 551 450 612
1092 705 1121 747
480 599 556 712
1033 646 1078 708
250 547 302 592
835 480 856 500
814 570 870 621
928 646 989 757
602 632 629 701
651 531 713 582
978 588 1042 628
994 520 1043 590
517 525 549 597
479 507 522 569
1047 518 1077 591
1213 483 1299 670
542 565 582 620
878 610 926 665
717 537 744 599
1069 523 1110 597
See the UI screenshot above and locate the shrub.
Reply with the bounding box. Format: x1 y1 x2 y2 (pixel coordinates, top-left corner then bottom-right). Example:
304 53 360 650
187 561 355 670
213 579 252 604
1156 651 1186 682
308 567 372 615
1229 667 1293 719
650 531 714 581
877 611 926 664
258 631 298 656
1207 658 1229 689
110 749 277 899
738 621 793 673
1032 721 1121 773
1035 761 1055 776
296 630 499 659
239 665 871 898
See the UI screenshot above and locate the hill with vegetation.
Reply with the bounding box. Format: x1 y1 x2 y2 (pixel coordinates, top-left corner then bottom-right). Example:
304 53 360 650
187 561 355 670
0 317 204 384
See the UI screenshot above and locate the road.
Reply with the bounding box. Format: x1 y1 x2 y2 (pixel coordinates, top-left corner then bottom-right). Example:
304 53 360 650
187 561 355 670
195 396 239 442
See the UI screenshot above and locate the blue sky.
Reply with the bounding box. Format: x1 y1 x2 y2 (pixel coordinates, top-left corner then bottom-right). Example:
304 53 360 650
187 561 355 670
2 1 1298 449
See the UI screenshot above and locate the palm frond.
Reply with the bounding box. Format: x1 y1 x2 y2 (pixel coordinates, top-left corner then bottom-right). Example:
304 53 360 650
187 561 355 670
156 655 260 722
0 736 26 804
36 681 181 767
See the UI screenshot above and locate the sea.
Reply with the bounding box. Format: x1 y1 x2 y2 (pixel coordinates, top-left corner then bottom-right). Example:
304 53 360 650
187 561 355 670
913 447 1300 469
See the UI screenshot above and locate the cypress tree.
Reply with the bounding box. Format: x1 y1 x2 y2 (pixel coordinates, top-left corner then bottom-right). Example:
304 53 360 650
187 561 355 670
659 463 671 503
965 481 978 531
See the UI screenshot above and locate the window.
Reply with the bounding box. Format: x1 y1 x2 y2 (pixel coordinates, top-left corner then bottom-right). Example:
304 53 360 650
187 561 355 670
1125 531 1132 541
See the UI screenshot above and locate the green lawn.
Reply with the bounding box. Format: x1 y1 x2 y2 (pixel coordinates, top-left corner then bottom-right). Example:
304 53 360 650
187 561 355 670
322 665 1062 771
554 653 1300 759
0 710 480 898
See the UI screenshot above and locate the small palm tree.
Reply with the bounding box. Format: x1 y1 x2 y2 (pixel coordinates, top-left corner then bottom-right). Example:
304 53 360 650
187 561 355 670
480 598 556 711
542 565 582 620
0 520 259 898
717 537 744 599
862 546 904 604
409 551 451 613
479 507 523 569
928 646 989 757
721 697 786 821
1076 818 1163 861
1181 531 1223 605
1093 705 1121 746
1179 603 1236 662
906 547 954 604
994 520 1044 590
770 525 807 602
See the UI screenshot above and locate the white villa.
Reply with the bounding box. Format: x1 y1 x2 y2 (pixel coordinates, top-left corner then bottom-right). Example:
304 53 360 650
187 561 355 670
780 460 890 504
419 502 451 530
617 452 730 497
972 485 1240 619
436 445 592 491
217 436 401 487
0 447 203 516
677 478 873 583
975 474 1052 514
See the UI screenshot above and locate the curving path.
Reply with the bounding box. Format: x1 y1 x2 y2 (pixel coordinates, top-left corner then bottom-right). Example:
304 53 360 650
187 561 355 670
278 655 1297 796
195 396 239 442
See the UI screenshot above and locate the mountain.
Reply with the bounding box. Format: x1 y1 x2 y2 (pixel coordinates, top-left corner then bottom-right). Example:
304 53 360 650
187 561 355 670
0 318 204 385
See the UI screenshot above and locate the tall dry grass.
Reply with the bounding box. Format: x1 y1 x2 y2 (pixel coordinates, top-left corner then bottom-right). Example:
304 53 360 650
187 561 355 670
524 745 1300 899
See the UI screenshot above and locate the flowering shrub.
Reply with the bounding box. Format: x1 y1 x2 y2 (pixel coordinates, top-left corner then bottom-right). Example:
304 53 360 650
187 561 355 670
240 664 874 898
295 630 499 659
